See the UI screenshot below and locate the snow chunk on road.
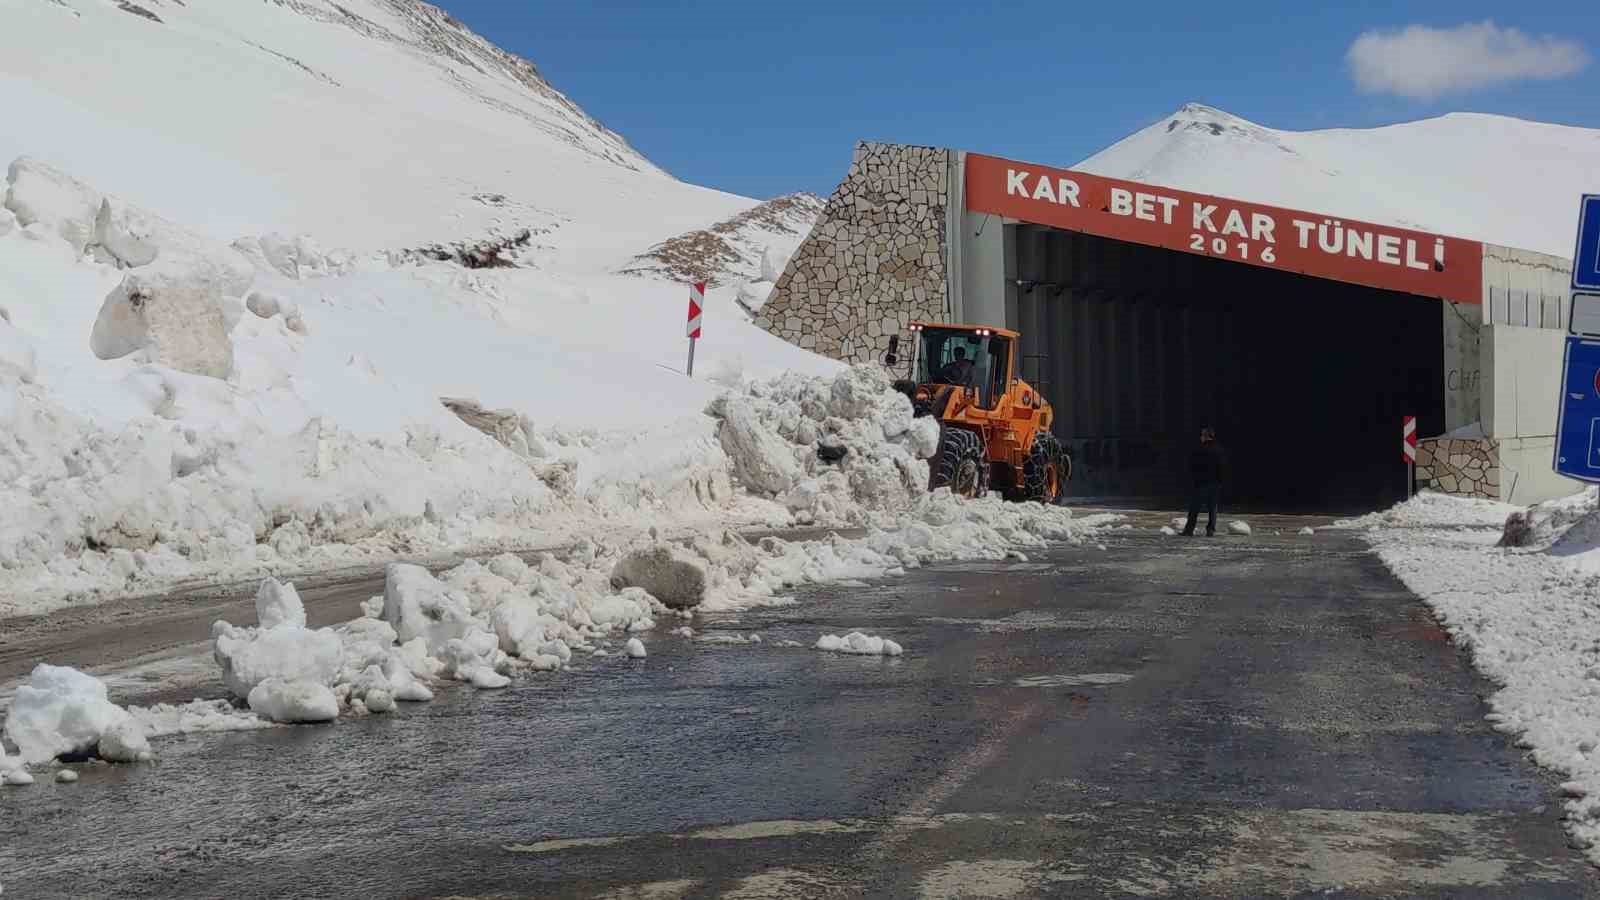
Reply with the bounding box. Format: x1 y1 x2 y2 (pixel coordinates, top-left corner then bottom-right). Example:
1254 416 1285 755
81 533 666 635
383 563 477 651
626 637 647 658
211 614 343 700
56 769 79 784
815 632 903 656
1160 526 1177 536
1298 527 1315 536
1228 521 1252 536
255 578 307 630
3 665 150 764
247 678 339 724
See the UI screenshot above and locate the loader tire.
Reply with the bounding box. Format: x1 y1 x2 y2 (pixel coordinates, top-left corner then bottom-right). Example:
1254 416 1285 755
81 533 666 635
929 427 988 499
1021 433 1067 504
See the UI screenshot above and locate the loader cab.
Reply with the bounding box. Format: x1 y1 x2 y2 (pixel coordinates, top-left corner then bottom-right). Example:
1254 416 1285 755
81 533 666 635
910 324 1014 410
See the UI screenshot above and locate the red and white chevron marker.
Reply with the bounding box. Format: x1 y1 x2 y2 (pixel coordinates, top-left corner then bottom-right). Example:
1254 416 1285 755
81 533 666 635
1403 415 1418 464
685 282 705 376
686 282 705 339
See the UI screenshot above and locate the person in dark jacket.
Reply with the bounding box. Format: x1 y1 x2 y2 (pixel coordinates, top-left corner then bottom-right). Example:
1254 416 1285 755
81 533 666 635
1182 427 1226 537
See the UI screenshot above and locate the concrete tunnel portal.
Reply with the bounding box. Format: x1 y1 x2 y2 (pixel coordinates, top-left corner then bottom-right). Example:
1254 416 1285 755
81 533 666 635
755 143 1496 514
1004 224 1447 512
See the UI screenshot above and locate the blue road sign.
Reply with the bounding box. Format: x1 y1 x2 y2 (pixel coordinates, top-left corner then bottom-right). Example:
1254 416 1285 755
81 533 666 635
1554 336 1600 482
1576 194 1600 293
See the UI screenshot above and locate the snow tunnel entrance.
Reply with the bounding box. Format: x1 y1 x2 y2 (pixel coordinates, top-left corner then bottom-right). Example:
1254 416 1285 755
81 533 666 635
1008 224 1447 513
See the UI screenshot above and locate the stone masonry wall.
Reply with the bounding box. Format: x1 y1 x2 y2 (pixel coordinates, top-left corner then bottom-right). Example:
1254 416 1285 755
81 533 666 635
1415 437 1500 500
754 142 950 363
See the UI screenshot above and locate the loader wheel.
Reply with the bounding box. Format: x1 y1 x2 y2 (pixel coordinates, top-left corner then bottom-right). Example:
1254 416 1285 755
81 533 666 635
929 427 988 499
1022 433 1067 504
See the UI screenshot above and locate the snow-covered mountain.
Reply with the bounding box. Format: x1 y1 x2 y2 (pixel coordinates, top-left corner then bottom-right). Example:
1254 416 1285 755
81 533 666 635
622 193 825 287
0 0 838 616
1 0 756 258
1078 103 1600 257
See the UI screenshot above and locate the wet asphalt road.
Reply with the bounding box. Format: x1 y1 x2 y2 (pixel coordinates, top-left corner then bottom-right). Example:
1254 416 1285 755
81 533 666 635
2 517 1596 898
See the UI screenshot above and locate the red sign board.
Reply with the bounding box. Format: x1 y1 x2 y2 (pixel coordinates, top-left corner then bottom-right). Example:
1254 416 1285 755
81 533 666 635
965 154 1483 305
1403 415 1418 464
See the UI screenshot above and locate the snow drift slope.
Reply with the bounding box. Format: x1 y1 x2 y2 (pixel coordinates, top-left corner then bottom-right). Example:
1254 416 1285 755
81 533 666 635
0 0 844 617
1078 103 1600 257
0 0 749 259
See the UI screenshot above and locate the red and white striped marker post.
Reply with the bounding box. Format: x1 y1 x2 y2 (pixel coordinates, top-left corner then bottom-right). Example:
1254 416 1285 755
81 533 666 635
685 282 705 377
1403 415 1418 497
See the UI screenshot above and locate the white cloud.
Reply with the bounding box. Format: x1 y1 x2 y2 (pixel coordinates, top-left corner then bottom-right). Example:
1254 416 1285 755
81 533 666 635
1347 21 1590 100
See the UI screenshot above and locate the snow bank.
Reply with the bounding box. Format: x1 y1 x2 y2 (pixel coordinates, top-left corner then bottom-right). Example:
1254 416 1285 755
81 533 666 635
1359 491 1600 862
815 632 903 656
1333 490 1518 531
2 665 150 765
5 157 102 254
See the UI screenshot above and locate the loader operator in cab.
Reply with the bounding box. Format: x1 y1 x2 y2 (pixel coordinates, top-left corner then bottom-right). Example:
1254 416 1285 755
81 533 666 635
936 346 975 386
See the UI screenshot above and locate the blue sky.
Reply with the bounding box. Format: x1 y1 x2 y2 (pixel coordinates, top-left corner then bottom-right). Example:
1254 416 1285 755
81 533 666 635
442 2 1598 200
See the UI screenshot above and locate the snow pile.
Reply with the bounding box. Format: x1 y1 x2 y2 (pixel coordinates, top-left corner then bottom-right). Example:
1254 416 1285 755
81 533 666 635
211 577 425 723
815 632 904 656
191 497 1105 725
1298 527 1315 536
1358 491 1600 862
707 365 941 524
2 665 150 765
207 558 669 722
1333 490 1518 532
127 700 271 737
1499 488 1600 555
1227 521 1252 536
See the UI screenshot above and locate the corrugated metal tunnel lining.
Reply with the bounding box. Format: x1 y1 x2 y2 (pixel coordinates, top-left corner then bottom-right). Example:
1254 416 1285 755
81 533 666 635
1008 224 1446 513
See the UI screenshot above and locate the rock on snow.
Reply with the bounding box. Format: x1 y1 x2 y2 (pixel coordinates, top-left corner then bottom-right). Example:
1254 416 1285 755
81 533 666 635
89 250 245 379
610 543 707 610
256 578 308 630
